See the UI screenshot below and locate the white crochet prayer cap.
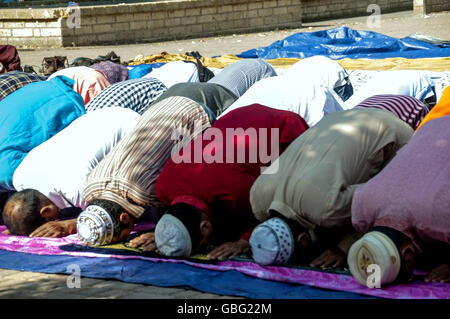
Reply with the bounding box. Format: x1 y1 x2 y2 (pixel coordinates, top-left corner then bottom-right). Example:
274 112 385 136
249 217 294 265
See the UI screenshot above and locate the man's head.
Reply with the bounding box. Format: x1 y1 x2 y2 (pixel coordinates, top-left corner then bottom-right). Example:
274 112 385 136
249 211 312 266
348 226 416 287
2 189 59 235
155 203 213 257
76 198 134 246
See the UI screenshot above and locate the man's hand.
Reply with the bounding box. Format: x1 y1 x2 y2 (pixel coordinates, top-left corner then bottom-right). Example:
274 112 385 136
425 264 450 283
30 219 77 238
128 232 156 252
310 248 347 269
206 239 250 261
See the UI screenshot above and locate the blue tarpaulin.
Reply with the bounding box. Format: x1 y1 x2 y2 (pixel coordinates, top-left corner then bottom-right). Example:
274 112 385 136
238 27 450 60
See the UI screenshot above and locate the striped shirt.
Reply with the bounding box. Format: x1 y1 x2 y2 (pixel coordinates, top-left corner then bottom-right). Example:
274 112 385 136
355 94 429 130
208 58 277 98
85 77 167 114
83 96 211 218
0 71 45 101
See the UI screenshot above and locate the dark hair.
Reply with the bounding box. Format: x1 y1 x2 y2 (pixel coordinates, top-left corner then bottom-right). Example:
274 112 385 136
269 210 307 242
88 199 125 237
268 210 312 264
2 189 48 235
167 203 202 252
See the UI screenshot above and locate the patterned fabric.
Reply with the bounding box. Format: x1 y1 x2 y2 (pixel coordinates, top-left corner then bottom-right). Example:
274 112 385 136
77 205 114 246
83 96 211 218
250 217 295 265
355 94 429 130
0 71 46 101
90 61 129 84
208 58 277 97
85 77 167 114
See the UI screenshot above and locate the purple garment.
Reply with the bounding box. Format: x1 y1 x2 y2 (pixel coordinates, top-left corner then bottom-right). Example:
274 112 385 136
90 61 129 84
352 115 450 251
355 94 429 130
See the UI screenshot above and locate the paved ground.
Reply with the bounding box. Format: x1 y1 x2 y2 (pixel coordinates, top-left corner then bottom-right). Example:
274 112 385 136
18 10 450 68
0 269 244 299
2 10 450 299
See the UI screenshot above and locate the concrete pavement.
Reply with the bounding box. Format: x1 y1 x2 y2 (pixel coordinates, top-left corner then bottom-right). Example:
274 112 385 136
18 10 450 68
0 269 244 299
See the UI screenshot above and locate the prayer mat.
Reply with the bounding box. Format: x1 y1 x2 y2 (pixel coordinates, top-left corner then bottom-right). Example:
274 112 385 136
0 224 448 299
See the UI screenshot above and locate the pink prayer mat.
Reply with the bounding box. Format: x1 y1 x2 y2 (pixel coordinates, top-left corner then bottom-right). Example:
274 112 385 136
0 223 448 299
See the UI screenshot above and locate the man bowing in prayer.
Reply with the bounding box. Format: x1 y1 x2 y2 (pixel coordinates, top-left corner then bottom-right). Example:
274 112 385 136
348 114 450 286
2 107 140 237
248 108 413 269
76 96 211 247
151 105 309 260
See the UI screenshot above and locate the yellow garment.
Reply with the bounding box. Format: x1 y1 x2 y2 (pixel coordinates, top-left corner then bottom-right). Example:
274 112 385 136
128 53 450 72
416 86 450 131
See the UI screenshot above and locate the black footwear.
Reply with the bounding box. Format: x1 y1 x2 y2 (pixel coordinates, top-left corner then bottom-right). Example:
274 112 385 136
97 51 120 64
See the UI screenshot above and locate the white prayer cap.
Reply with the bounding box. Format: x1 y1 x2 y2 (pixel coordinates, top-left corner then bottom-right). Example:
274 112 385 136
77 205 114 246
348 231 401 287
155 213 192 257
249 217 294 266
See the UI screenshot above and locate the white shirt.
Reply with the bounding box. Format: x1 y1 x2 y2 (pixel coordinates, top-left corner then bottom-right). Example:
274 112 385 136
13 107 140 210
218 76 345 127
345 70 436 108
284 56 350 91
144 61 199 89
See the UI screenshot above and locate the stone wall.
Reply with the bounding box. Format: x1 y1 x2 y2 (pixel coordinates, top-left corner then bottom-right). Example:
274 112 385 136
0 0 303 48
0 9 66 47
414 0 450 15
2 0 448 48
302 0 413 22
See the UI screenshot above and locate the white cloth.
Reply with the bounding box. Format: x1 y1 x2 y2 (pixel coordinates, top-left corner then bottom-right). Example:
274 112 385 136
345 70 436 109
144 61 199 89
218 76 345 127
284 56 350 92
348 231 401 287
13 107 140 210
155 214 192 257
249 217 295 265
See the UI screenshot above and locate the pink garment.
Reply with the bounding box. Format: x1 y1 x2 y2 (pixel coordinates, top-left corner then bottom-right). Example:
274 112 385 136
48 66 110 104
352 115 450 251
